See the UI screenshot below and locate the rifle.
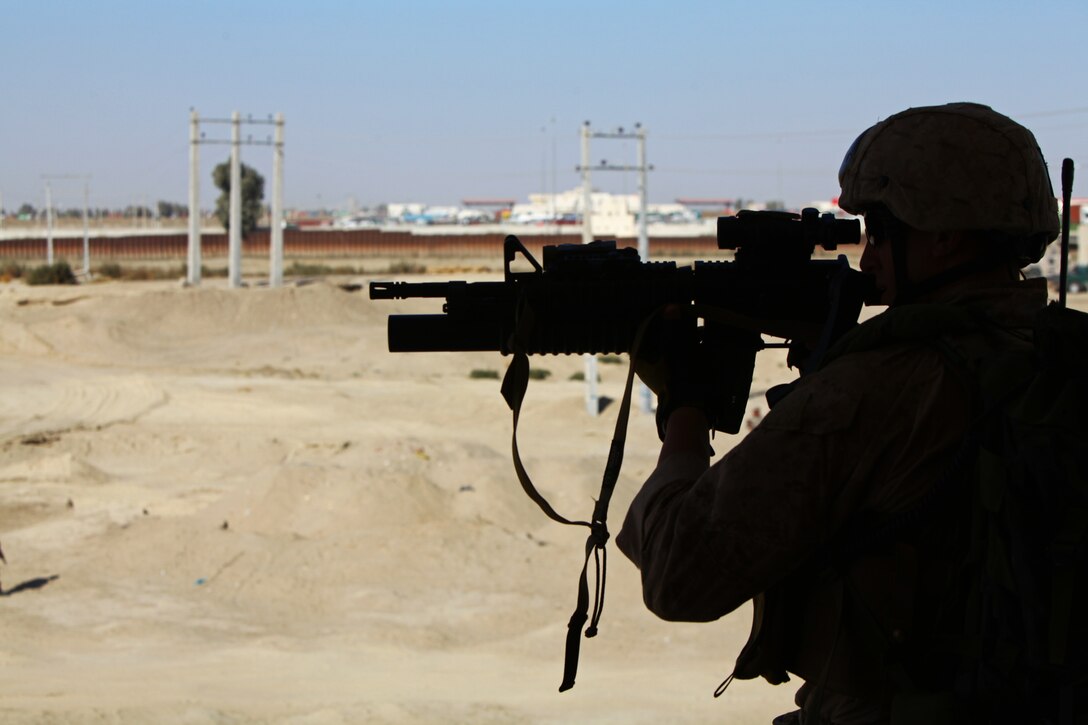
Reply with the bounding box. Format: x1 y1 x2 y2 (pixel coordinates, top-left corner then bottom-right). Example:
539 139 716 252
369 208 872 691
370 208 872 433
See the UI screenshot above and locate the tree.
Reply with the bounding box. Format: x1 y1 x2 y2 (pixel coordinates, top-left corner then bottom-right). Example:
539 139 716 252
212 160 265 236
123 205 153 219
157 200 187 219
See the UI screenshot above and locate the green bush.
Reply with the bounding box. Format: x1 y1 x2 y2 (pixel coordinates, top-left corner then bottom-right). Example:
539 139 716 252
387 260 427 274
528 368 551 380
0 260 25 280
286 262 329 276
93 263 190 281
568 371 601 382
27 262 78 286
599 355 625 365
287 261 360 277
96 262 123 279
469 369 500 379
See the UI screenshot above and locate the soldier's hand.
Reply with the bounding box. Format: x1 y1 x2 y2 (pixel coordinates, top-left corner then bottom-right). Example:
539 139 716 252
634 306 710 438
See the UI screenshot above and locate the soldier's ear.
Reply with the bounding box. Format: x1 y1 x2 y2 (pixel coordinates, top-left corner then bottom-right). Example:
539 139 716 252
930 230 970 260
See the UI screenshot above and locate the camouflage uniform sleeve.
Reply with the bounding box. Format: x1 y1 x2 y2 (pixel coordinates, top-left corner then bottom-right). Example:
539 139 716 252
616 365 867 623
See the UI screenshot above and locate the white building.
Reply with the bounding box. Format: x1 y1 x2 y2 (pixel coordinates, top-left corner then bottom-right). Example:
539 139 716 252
510 187 711 237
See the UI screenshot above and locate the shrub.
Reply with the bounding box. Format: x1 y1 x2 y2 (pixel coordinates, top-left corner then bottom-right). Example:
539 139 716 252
287 262 328 276
0 260 25 281
287 262 360 277
528 368 551 380
387 260 427 274
27 262 77 286
93 263 188 281
568 372 601 382
96 262 123 279
469 369 500 379
599 355 625 365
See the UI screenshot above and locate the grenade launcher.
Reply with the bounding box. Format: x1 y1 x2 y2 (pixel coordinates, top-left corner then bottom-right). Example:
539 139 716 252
369 208 872 433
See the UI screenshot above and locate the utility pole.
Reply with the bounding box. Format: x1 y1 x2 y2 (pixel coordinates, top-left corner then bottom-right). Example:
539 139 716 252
270 113 284 287
549 117 557 235
44 182 54 265
581 122 593 245
229 111 242 288
188 109 284 288
42 174 92 273
635 125 651 415
579 122 597 416
188 109 201 285
81 180 89 277
635 124 649 266
576 122 655 416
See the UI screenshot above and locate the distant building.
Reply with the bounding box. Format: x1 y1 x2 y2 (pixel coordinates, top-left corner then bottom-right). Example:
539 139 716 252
510 188 712 237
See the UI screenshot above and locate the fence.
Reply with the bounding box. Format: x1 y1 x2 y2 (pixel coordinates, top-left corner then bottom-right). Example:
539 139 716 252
0 229 724 263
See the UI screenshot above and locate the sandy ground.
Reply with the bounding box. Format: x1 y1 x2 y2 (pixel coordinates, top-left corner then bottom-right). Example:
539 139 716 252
0 274 804 724
4 274 1073 723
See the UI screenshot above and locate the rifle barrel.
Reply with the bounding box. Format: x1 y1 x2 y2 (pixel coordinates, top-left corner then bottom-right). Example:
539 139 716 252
369 281 467 300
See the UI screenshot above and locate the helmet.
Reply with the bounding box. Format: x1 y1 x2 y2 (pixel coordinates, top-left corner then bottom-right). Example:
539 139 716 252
838 102 1059 263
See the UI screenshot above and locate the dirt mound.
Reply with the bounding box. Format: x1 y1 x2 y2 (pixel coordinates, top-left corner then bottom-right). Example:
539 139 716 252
0 277 797 722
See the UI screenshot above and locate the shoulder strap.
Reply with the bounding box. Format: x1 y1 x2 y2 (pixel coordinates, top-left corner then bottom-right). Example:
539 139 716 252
500 304 659 692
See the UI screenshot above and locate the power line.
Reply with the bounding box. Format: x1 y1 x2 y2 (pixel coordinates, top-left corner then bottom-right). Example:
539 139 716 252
1014 106 1088 118
659 128 855 142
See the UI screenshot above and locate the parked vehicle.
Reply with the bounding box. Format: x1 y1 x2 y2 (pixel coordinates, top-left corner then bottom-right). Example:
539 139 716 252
1065 265 1088 293
1041 264 1088 293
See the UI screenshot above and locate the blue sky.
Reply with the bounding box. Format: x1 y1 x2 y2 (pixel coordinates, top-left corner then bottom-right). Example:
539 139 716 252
3 0 1087 212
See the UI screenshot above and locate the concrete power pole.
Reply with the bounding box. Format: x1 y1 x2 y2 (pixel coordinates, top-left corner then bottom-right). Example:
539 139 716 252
580 121 599 416
577 122 655 417
81 180 90 277
41 174 90 273
635 124 651 414
636 125 648 263
580 121 593 245
228 111 242 288
188 110 202 286
45 182 54 265
269 113 284 287
188 109 283 288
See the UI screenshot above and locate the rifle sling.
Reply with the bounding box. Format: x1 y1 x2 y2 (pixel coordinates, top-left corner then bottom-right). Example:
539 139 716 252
500 309 651 692
500 302 822 692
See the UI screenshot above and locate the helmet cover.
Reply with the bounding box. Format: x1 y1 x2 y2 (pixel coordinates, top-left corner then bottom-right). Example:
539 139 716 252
838 103 1059 251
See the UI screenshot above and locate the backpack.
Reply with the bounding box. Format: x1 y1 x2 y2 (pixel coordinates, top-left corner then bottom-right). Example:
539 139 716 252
725 301 1088 724
943 302 1088 723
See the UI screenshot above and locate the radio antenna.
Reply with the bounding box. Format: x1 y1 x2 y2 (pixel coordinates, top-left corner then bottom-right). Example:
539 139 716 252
1059 158 1074 308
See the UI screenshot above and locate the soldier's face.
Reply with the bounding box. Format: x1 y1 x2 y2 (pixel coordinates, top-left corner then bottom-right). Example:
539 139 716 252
860 215 898 305
861 215 967 305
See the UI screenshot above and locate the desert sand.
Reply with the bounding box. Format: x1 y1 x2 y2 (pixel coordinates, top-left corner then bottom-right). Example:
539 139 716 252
12 273 1070 723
